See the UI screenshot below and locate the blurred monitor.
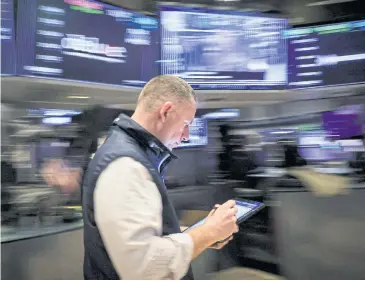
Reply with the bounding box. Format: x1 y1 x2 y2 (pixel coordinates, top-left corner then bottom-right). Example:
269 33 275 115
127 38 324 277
159 5 288 90
35 140 70 169
42 117 72 125
259 126 364 163
258 129 297 167
286 20 365 88
259 128 297 142
297 126 364 162
177 118 208 148
1 0 16 75
16 0 159 87
28 108 82 117
322 104 364 140
201 108 240 119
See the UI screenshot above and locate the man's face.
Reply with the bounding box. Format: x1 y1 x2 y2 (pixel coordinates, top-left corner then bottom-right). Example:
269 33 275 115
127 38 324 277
158 99 197 150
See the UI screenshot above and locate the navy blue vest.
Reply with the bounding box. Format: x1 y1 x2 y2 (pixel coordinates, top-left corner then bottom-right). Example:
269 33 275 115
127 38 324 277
82 114 193 280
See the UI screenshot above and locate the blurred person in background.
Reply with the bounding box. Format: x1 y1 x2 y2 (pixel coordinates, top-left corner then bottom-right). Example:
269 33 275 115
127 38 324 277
229 135 258 180
41 105 104 194
82 75 239 280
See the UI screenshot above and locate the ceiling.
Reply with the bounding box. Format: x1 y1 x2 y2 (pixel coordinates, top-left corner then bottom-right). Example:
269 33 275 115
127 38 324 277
2 76 365 111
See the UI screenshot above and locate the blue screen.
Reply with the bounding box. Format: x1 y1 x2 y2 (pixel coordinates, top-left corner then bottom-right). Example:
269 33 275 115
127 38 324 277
159 5 288 90
16 0 159 87
1 0 16 75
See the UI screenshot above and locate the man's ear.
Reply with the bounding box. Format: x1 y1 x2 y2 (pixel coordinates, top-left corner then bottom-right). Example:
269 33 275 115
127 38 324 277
160 102 173 123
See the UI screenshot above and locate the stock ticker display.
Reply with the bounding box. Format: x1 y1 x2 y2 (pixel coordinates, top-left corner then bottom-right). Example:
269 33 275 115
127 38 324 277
286 20 365 88
159 5 288 90
16 0 159 87
1 0 16 75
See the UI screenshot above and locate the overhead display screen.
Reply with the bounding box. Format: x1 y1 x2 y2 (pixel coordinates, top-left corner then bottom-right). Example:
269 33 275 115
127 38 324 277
16 0 159 87
178 118 208 148
1 0 16 75
159 5 288 90
286 20 365 88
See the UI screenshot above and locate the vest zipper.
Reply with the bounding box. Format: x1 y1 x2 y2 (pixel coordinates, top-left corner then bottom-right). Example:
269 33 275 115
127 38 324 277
158 153 170 174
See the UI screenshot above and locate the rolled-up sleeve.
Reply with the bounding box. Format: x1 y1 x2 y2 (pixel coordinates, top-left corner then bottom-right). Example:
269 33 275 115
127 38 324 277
94 157 193 280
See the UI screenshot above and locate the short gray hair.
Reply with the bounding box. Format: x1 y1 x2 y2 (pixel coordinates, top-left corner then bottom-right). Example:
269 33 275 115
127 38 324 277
137 75 196 110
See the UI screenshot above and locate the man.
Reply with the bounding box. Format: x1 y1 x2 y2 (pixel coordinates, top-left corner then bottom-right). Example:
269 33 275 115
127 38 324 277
82 75 239 280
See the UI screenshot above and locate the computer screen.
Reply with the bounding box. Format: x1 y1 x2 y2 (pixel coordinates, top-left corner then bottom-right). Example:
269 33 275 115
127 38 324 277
258 125 364 163
297 121 364 162
286 20 365 88
1 0 16 75
322 104 364 140
177 118 208 148
16 0 159 87
159 5 288 90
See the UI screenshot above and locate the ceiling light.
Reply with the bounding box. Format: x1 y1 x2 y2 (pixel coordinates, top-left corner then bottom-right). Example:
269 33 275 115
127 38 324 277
66 95 90 99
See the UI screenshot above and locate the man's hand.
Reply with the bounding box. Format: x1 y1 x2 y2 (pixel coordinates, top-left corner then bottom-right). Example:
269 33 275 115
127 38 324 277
209 235 233 250
204 200 239 243
206 202 236 249
41 159 81 194
186 200 239 259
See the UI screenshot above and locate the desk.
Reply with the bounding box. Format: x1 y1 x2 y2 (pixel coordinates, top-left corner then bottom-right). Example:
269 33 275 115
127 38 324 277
1 219 83 243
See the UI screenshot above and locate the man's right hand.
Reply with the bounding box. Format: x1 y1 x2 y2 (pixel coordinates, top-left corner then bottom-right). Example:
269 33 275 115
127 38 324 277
203 200 239 243
186 200 239 259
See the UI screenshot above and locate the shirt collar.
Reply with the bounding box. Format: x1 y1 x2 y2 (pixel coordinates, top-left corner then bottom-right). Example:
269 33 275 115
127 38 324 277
113 114 178 163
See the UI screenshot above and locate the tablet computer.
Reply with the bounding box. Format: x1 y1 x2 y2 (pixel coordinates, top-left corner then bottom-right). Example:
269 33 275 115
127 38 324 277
183 199 265 232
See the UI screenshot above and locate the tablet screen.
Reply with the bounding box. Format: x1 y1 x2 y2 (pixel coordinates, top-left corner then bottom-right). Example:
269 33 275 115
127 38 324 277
183 200 264 232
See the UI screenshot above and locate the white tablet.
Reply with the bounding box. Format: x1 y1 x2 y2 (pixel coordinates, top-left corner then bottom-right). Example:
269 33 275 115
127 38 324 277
183 199 264 232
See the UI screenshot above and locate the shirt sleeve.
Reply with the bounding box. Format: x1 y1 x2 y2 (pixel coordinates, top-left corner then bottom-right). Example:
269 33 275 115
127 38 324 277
94 157 194 280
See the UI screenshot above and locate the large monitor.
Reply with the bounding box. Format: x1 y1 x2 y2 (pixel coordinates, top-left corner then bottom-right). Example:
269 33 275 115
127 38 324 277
286 20 365 88
159 5 288 90
1 0 16 75
16 0 159 87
